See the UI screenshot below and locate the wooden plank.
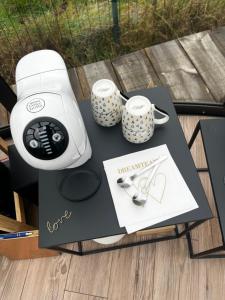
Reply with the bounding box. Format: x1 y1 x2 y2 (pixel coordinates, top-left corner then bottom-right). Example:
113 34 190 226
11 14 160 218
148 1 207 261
68 68 84 101
0 137 8 155
20 245 72 300
0 150 8 162
66 243 112 298
199 259 225 300
108 243 140 300
0 214 35 233
136 225 175 236
13 192 26 223
107 233 157 300
64 291 105 300
179 31 225 102
0 258 30 300
132 243 155 300
77 60 122 99
76 66 90 99
178 115 207 168
210 26 225 57
198 174 222 252
152 238 199 300
0 103 8 127
0 138 11 161
112 50 160 92
145 40 213 102
0 256 13 297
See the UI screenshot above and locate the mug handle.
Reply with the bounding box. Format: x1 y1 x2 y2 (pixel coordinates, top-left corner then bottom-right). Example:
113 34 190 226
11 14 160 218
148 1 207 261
116 90 129 103
153 104 169 125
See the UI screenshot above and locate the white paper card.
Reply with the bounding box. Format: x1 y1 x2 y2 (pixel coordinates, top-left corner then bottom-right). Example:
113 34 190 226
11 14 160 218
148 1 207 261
103 145 198 233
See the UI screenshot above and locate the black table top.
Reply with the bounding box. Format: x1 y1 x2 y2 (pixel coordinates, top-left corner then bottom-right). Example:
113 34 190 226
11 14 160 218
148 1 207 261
200 119 225 242
39 87 212 248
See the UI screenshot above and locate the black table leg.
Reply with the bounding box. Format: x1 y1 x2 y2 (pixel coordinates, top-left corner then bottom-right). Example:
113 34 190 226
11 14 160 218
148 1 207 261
190 244 225 259
175 225 179 237
197 168 208 172
177 220 207 238
50 246 82 256
78 241 83 255
188 121 200 149
184 221 225 258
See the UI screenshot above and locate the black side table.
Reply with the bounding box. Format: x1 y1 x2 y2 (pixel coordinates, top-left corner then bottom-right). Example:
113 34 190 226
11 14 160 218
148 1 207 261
39 87 212 256
188 119 225 258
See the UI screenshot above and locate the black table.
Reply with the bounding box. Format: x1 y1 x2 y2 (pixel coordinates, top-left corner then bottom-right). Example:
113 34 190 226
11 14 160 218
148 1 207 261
188 119 225 258
39 87 212 256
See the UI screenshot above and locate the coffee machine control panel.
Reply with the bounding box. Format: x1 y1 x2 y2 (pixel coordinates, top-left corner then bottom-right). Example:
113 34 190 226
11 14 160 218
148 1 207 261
23 117 69 160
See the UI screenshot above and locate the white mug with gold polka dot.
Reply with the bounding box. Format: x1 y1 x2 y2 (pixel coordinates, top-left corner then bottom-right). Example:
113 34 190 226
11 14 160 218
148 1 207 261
91 79 124 127
122 95 169 143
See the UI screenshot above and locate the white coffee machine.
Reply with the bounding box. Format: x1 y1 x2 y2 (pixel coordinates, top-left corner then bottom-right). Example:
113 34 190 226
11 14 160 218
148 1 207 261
10 50 92 170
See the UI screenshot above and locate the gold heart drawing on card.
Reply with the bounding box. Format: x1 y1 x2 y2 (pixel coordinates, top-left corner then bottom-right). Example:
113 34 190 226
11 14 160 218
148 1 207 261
134 171 167 204
148 173 166 204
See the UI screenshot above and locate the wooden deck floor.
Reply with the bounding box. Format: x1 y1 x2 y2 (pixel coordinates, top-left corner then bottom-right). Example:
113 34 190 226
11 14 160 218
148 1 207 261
1 28 225 300
67 26 225 105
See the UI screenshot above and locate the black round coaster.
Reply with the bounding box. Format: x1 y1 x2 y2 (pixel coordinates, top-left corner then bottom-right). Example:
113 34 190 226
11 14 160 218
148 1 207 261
59 169 101 202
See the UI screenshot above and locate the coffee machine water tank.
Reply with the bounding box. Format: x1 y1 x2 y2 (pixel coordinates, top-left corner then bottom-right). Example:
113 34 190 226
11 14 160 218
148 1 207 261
10 50 92 170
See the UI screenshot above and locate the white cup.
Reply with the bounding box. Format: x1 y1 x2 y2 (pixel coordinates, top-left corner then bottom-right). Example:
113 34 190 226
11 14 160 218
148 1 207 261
91 79 123 127
122 95 169 143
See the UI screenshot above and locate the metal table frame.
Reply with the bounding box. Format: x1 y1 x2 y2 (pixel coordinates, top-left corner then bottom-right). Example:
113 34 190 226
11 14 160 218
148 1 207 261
187 121 225 259
50 220 207 256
